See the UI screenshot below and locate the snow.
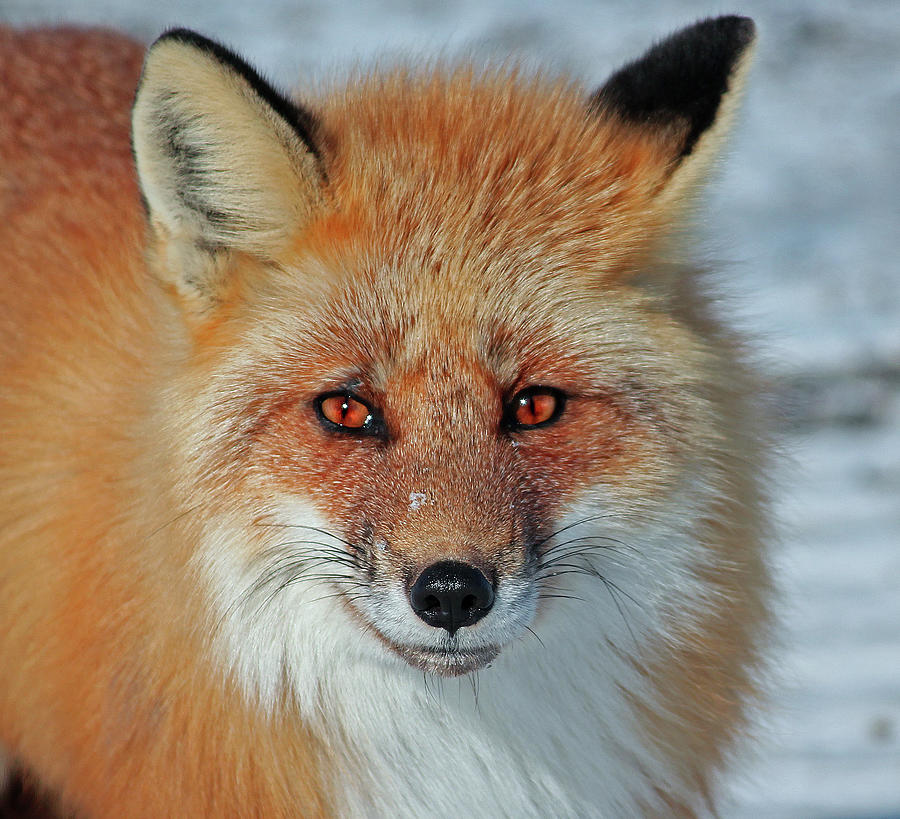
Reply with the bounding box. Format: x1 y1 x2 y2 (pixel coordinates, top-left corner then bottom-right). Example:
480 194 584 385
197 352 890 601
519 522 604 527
3 1 899 815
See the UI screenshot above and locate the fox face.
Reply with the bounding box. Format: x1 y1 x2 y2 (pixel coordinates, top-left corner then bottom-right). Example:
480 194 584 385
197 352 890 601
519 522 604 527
187 244 715 682
130 22 759 693
201 288 639 676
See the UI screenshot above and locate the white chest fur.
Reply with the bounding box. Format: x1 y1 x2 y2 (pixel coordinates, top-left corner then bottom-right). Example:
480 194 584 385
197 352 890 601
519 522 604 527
201 502 707 817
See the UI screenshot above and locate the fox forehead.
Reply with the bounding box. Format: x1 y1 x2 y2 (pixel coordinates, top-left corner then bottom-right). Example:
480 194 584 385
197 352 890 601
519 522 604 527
276 66 672 296
228 68 691 390
252 256 641 403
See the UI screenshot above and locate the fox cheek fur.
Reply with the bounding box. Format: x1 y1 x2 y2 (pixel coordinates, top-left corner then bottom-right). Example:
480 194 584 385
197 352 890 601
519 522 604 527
0 15 769 817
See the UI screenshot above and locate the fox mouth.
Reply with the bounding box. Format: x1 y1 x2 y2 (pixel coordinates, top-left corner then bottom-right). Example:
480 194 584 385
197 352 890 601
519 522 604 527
388 640 501 677
344 567 538 677
334 561 537 677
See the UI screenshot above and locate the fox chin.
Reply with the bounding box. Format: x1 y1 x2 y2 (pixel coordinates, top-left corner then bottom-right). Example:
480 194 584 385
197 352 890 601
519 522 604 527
0 16 770 818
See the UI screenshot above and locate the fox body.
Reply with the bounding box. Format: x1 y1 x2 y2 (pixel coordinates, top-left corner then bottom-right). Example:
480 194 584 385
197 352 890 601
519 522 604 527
0 18 769 817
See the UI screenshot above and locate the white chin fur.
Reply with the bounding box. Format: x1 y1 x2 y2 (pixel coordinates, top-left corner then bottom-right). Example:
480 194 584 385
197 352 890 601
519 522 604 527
198 492 715 816
355 573 537 669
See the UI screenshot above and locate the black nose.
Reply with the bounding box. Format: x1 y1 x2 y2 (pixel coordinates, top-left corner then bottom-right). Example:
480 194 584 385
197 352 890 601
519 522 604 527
409 561 495 635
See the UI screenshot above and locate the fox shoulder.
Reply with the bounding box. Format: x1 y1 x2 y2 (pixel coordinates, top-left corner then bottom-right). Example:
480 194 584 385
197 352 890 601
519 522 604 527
0 27 143 193
0 27 145 361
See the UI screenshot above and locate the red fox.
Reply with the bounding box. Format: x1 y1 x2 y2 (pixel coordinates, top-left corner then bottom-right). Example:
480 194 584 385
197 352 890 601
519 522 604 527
0 16 770 817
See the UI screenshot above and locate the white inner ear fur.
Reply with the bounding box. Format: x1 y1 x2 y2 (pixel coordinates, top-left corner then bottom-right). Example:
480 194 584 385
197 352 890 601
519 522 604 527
657 38 757 216
132 38 323 258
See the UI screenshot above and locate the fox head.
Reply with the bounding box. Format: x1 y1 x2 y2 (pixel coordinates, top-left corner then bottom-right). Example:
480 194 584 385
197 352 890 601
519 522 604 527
131 18 760 694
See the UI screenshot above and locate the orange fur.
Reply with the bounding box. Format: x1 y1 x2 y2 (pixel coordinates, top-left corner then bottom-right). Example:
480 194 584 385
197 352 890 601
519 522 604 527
0 28 328 817
1 21 769 817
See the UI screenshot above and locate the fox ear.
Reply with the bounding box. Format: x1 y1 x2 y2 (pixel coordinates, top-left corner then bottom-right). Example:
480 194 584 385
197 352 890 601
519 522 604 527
590 15 755 212
132 29 325 303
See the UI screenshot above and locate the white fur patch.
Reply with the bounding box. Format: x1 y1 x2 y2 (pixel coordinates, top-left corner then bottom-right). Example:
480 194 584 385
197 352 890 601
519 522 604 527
199 488 717 816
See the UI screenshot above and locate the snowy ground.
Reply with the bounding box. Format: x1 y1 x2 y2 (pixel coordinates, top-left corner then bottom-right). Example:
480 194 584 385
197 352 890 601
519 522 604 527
3 1 898 816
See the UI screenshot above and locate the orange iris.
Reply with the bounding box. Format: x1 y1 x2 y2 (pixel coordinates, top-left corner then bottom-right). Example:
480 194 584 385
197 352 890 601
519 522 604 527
514 390 558 427
319 394 371 429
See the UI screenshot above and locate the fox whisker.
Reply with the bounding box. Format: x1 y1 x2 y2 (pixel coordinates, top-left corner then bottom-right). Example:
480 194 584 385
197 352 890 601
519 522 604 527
532 512 658 552
257 522 367 556
540 531 641 559
144 502 204 542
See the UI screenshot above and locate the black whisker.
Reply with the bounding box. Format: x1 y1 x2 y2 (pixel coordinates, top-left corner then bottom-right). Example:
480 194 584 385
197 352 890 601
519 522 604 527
251 541 362 567
523 624 545 650
308 590 372 606
254 522 362 552
146 502 204 540
468 670 481 712
538 592 585 603
532 512 655 552
423 672 445 705
538 546 629 573
598 576 640 652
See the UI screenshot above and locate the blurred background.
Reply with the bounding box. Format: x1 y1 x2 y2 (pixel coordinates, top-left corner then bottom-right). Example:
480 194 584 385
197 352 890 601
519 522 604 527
3 1 898 816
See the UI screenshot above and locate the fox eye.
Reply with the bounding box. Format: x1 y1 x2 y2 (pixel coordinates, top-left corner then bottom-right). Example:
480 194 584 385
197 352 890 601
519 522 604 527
504 386 566 431
315 392 377 433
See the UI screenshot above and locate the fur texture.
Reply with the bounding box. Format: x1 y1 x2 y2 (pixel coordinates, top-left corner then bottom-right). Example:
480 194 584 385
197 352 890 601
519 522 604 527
0 18 769 817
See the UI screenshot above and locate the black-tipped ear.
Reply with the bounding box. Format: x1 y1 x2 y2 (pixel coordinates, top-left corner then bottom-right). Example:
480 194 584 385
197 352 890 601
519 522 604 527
591 16 755 159
154 28 324 165
132 28 326 305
